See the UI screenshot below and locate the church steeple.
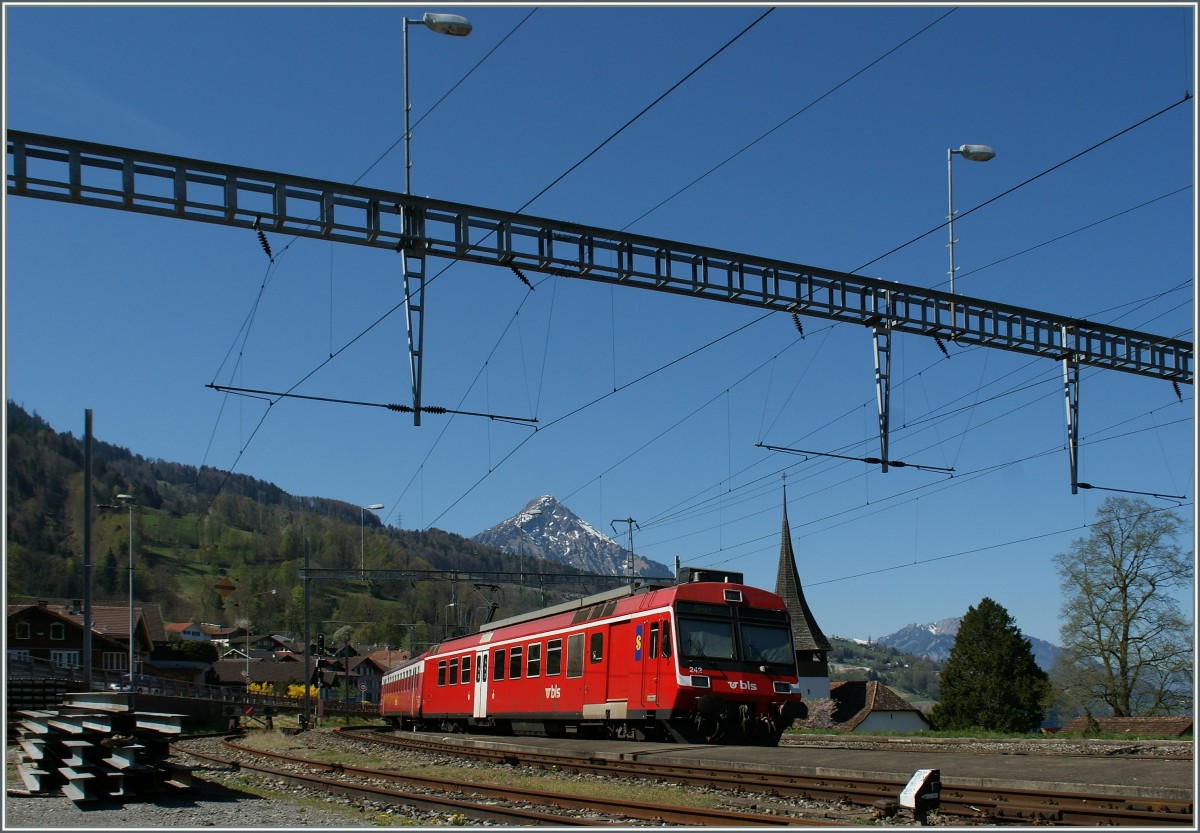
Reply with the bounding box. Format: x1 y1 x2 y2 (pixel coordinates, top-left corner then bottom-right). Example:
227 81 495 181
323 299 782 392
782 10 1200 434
775 478 831 653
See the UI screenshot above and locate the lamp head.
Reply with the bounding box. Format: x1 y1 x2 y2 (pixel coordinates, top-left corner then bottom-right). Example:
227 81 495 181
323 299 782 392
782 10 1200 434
956 144 996 162
367 503 385 511
422 12 472 36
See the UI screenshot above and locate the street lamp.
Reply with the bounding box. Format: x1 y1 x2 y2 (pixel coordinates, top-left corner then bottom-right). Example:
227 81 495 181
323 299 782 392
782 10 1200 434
361 503 385 577
402 12 472 194
946 143 996 298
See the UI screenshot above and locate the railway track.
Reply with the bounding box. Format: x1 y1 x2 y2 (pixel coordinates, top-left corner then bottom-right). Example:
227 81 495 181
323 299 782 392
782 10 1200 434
174 736 849 826
340 727 1194 826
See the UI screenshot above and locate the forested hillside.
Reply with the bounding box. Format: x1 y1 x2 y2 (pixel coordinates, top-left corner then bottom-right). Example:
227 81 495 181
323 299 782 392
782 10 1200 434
7 401 944 692
5 401 596 647
827 636 942 705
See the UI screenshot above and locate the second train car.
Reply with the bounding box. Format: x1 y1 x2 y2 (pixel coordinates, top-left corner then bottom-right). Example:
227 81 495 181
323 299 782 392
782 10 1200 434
380 569 807 745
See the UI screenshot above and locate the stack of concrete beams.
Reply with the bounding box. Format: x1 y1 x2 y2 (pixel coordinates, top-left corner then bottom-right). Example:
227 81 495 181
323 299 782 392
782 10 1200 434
14 694 193 802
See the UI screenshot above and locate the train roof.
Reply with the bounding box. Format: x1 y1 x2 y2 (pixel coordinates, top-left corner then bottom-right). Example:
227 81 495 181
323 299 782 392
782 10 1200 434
479 579 672 633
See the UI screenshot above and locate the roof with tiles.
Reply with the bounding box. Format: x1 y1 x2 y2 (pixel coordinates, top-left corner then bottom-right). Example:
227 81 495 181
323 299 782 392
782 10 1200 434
8 599 166 643
829 680 925 730
1059 715 1193 737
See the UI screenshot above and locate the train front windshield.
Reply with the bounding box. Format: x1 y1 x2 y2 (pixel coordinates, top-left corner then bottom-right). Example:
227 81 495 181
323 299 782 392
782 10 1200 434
675 601 795 668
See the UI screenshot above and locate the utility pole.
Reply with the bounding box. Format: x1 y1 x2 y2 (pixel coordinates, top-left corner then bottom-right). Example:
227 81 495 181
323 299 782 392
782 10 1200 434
82 410 93 689
610 518 640 590
302 537 311 731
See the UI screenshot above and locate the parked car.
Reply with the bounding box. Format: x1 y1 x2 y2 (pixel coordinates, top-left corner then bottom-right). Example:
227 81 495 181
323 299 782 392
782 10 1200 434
108 673 159 693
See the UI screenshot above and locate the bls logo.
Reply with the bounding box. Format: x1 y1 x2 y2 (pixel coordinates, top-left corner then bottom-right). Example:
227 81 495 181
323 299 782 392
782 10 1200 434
726 680 758 691
545 685 562 699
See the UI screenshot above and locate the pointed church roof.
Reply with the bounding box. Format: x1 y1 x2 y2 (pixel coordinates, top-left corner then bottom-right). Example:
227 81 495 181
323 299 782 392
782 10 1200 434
774 489 832 653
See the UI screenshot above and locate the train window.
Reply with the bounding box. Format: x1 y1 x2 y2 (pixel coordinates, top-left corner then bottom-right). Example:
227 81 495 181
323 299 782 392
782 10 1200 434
527 642 541 677
478 653 487 683
449 658 459 685
493 648 505 681
677 616 736 660
437 660 447 687
738 622 794 666
566 633 584 678
546 638 562 676
662 622 673 658
509 645 523 679
649 622 660 659
589 632 604 663
460 654 472 685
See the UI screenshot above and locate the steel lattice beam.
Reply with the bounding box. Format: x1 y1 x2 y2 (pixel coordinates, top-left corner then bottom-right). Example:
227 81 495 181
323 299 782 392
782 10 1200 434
7 130 1193 386
300 567 636 591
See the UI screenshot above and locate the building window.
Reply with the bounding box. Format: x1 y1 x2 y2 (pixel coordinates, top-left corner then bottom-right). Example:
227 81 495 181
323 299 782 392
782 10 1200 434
50 623 66 641
51 650 81 668
15 622 31 640
8 650 31 663
102 652 128 671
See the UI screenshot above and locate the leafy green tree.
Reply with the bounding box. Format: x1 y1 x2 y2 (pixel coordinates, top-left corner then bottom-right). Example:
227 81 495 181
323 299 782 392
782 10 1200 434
930 597 1050 733
1053 498 1192 717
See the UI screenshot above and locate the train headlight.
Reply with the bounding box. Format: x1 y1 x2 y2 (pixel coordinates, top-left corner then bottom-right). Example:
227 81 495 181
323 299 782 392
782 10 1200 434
690 675 711 689
773 681 793 694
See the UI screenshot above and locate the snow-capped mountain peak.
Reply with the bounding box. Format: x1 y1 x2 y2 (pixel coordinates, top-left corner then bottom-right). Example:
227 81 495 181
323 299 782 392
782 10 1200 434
472 496 673 578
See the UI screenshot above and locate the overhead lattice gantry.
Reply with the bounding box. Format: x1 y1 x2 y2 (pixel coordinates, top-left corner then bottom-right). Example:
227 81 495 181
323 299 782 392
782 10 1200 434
7 130 1193 484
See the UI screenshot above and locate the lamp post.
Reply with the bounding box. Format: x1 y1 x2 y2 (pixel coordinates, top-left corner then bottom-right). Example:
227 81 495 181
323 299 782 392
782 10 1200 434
946 143 996 298
402 12 472 194
361 503 385 577
401 12 471 426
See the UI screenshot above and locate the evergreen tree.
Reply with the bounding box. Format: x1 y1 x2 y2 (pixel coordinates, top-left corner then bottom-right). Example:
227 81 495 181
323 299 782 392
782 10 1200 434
930 597 1050 733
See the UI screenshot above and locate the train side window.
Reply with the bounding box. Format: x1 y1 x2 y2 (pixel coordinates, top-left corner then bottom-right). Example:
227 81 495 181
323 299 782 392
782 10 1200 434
437 660 447 687
546 638 562 676
493 648 505 682
509 645 523 679
589 632 604 663
527 642 542 677
460 654 472 685
662 621 673 659
649 622 660 659
566 633 584 678
449 658 459 685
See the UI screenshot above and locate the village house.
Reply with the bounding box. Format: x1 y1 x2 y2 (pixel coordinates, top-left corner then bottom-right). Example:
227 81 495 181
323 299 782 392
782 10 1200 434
829 680 931 732
7 598 163 676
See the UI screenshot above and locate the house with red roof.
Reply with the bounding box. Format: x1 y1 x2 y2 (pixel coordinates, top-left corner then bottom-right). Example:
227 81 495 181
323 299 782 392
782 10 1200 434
7 598 164 675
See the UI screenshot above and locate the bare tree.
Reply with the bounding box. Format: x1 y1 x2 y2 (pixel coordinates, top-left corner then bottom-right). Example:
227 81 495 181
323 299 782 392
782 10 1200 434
1053 498 1193 717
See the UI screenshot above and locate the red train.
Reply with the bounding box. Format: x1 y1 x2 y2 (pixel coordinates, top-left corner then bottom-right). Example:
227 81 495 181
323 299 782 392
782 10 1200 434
380 570 807 745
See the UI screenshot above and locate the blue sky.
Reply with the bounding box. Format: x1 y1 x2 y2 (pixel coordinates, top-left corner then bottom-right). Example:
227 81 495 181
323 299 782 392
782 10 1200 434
4 3 1195 645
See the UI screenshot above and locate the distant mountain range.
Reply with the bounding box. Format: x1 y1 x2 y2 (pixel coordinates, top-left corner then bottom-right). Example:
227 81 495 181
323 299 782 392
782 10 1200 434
473 495 674 579
876 617 1061 671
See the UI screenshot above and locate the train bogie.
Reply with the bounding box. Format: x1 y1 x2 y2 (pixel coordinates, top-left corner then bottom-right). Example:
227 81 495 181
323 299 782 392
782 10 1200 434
381 579 806 746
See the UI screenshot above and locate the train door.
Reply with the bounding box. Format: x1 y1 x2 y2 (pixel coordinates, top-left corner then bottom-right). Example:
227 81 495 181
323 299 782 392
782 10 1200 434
642 620 660 706
582 628 608 706
608 621 632 713
473 649 489 719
